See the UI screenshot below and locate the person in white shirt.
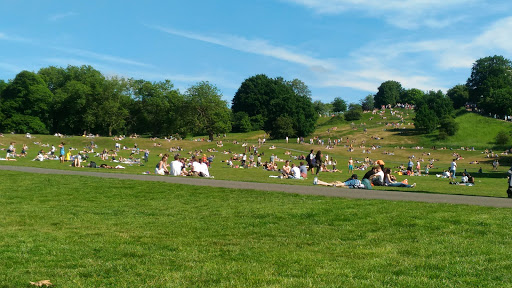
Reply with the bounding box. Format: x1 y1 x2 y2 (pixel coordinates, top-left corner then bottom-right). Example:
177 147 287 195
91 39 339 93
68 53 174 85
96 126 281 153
199 159 210 177
371 166 385 186
290 163 301 179
6 142 15 160
170 155 183 176
191 156 202 176
450 159 457 180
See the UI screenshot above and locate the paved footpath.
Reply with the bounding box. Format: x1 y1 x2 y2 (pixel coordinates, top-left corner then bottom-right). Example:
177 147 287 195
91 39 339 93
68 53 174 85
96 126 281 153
2 165 512 208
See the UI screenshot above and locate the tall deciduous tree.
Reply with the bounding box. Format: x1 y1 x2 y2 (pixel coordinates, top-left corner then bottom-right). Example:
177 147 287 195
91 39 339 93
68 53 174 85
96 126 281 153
447 84 469 109
466 55 512 106
0 71 53 133
360 94 375 111
375 80 403 107
232 74 274 128
128 79 183 136
184 81 231 141
414 105 438 133
400 88 424 105
331 97 347 113
264 78 317 138
96 77 131 136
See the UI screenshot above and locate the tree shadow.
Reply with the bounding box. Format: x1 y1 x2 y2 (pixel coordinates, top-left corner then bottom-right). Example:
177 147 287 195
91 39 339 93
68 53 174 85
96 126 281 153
390 128 423 136
428 169 506 179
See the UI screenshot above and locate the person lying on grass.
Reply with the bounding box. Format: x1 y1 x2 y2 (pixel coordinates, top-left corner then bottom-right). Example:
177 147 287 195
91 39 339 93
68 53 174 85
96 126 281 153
384 168 416 188
314 174 364 188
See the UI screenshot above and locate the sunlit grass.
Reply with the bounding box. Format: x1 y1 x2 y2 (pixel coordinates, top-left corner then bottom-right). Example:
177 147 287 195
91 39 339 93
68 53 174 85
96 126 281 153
1 171 511 287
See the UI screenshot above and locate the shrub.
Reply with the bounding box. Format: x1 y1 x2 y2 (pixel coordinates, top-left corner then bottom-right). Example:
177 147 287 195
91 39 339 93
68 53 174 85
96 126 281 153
496 131 510 146
344 110 362 121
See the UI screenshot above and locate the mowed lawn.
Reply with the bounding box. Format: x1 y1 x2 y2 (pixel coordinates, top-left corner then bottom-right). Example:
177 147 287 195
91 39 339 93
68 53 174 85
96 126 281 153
1 171 512 287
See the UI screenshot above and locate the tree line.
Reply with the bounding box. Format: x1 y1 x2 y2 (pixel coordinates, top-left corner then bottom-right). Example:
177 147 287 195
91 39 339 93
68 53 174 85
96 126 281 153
361 55 512 137
0 55 509 139
0 66 318 140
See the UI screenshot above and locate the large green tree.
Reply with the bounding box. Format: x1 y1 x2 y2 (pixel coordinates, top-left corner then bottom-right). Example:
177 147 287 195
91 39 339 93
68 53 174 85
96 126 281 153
466 55 512 107
232 74 274 128
400 88 424 105
313 100 331 115
374 80 403 107
264 78 318 138
38 65 107 134
331 97 347 113
360 94 375 111
0 71 53 133
53 80 92 134
128 79 183 136
414 90 455 134
414 105 438 133
95 77 132 136
184 81 231 141
447 84 469 109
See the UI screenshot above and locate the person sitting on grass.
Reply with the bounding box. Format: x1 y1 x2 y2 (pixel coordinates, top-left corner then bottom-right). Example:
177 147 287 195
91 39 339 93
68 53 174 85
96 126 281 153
299 161 308 179
459 172 475 185
199 158 211 177
280 160 292 178
33 150 45 161
155 155 169 175
369 166 385 186
288 163 301 179
72 154 82 167
6 142 16 161
170 154 183 176
384 168 416 188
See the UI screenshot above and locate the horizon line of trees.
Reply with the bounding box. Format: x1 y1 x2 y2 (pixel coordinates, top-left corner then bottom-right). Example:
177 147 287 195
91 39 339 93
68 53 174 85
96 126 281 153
0 55 509 139
0 67 319 140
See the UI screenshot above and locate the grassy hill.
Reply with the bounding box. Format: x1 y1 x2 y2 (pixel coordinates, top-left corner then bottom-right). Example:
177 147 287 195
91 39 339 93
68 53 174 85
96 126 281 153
421 111 512 149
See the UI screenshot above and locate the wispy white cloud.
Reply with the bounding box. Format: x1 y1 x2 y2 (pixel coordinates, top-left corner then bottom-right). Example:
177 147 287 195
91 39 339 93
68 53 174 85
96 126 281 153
283 0 479 29
0 32 32 43
313 15 512 94
48 12 77 21
147 24 335 72
51 46 152 68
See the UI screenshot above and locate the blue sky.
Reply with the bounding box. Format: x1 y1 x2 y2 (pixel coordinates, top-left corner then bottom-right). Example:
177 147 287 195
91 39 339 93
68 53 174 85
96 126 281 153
1 0 511 104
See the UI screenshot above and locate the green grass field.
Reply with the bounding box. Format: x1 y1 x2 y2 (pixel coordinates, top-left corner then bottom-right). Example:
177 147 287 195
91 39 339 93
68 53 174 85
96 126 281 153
1 171 512 287
1 108 511 198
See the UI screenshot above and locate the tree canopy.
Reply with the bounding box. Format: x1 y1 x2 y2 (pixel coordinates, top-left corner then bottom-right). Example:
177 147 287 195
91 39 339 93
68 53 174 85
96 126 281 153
184 81 231 141
374 80 403 107
331 97 347 113
0 71 54 133
467 55 512 105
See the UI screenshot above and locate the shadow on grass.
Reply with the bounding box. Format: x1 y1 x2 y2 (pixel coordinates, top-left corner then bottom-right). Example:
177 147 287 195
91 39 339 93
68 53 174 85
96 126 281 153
378 186 510 199
390 128 423 137
428 169 506 179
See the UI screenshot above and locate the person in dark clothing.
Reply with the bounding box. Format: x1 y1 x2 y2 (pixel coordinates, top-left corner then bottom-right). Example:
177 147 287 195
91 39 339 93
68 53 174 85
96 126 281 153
307 149 315 172
363 166 378 180
315 150 323 175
